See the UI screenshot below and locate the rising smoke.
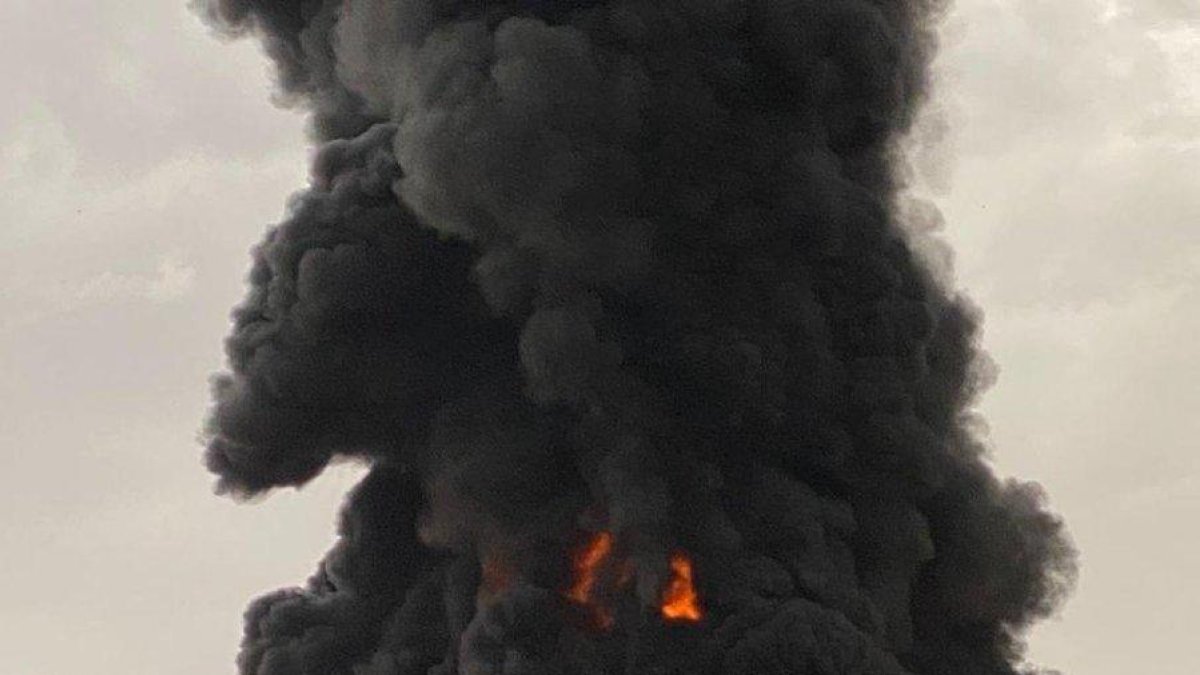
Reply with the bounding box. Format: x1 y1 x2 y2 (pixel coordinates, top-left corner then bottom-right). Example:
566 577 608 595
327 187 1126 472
197 1 1076 673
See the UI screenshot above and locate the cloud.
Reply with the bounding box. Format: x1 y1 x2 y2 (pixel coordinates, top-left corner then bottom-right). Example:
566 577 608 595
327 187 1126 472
1 255 198 331
71 255 197 304
907 0 1200 309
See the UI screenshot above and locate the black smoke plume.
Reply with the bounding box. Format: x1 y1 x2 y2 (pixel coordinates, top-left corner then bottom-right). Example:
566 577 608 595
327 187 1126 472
197 1 1075 673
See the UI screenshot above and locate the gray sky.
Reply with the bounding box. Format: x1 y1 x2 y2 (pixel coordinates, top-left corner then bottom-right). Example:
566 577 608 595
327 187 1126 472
0 1 1196 673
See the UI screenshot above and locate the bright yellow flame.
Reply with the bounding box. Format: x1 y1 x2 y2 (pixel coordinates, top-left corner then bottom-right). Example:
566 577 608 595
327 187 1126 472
660 553 702 622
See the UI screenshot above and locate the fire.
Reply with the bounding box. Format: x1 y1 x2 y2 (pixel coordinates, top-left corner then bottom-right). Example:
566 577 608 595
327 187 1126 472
566 531 616 629
659 552 702 622
567 530 614 604
564 530 703 629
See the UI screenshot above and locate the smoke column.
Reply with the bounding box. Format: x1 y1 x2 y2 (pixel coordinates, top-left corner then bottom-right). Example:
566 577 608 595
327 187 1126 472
196 1 1076 673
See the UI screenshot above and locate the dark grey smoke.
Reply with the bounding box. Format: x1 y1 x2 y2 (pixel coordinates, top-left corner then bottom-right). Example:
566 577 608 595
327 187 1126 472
196 1 1076 673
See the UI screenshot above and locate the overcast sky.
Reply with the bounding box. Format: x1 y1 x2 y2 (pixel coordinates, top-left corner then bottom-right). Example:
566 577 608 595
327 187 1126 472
1 1 1196 673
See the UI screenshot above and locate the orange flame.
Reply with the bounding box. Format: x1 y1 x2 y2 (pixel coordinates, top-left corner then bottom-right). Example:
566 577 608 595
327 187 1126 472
567 531 614 604
565 531 703 629
566 531 616 630
659 552 702 622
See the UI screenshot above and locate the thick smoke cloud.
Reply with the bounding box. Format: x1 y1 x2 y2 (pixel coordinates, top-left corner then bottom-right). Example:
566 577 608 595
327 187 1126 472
198 1 1075 673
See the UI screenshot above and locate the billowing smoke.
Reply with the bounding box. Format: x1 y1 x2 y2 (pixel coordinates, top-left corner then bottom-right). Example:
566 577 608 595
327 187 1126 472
197 1 1076 673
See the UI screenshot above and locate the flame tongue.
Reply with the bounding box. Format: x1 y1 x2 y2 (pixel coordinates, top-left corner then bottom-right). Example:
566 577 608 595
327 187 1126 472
567 531 617 629
567 531 614 605
660 553 702 622
564 530 703 629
